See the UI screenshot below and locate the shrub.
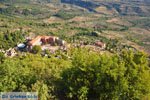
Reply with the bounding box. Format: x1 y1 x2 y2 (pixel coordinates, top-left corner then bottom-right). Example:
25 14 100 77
32 45 42 54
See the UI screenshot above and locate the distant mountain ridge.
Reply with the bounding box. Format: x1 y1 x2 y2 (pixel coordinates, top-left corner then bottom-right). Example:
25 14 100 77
0 0 150 16
0 0 61 3
60 0 150 16
0 0 150 4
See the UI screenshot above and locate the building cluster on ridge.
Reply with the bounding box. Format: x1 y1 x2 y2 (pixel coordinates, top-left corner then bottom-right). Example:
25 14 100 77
0 34 106 57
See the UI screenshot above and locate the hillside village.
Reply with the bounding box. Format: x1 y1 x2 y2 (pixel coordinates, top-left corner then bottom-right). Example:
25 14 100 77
0 33 106 58
0 28 139 59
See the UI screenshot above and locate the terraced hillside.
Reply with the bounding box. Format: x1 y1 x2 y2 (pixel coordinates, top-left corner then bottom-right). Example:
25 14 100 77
0 0 150 53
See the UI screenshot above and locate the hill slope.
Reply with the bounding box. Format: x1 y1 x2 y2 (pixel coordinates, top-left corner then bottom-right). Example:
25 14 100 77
0 0 150 53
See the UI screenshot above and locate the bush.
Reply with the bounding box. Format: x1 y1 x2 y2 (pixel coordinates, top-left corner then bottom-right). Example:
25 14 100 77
0 52 5 64
32 45 42 54
22 9 30 15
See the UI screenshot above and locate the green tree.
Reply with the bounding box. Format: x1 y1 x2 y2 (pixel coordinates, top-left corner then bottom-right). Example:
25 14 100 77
0 30 24 50
32 45 42 54
32 81 49 100
60 49 126 100
22 9 30 16
121 50 150 99
59 49 150 100
0 52 5 64
45 49 49 55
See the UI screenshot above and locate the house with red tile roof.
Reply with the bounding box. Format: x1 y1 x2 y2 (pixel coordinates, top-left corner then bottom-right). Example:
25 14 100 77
95 41 106 49
27 36 42 49
28 36 42 46
41 36 50 44
49 36 56 45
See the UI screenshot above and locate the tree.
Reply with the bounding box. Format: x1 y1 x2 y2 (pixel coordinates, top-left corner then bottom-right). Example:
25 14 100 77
121 50 150 99
0 52 5 64
32 45 42 54
31 81 50 100
45 49 49 55
0 30 24 50
60 49 126 100
22 9 30 16
59 49 150 100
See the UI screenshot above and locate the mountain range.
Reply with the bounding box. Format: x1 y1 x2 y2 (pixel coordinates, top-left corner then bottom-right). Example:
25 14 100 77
1 0 150 16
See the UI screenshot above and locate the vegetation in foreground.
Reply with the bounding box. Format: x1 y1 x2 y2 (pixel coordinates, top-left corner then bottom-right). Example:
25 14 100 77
0 48 150 100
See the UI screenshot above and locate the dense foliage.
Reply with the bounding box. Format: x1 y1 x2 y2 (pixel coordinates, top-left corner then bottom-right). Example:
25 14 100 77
0 48 150 100
0 30 25 50
32 45 42 54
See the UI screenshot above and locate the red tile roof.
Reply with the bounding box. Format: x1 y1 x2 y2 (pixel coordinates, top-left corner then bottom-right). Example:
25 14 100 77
41 36 49 40
95 41 105 47
29 36 41 45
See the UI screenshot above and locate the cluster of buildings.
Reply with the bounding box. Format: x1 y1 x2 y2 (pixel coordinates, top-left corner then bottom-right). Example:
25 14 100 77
0 34 107 58
0 35 67 57
0 48 17 57
27 36 66 50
